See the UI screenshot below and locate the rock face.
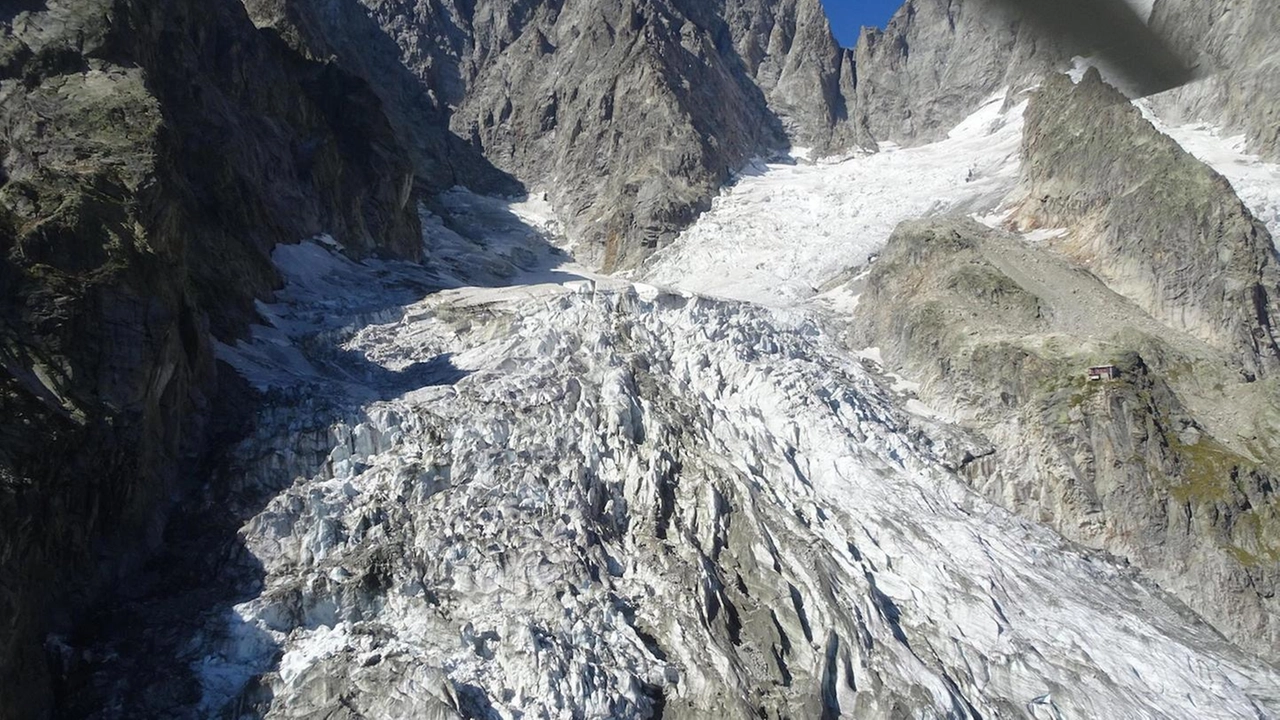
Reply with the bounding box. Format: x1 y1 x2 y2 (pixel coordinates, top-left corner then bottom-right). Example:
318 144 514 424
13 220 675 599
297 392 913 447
848 0 1200 146
249 0 858 270
1148 0 1280 160
235 0 1279 271
852 114 1280 662
1017 70 1280 381
237 0 519 198
850 0 1049 145
231 0 1262 272
0 0 420 716
720 0 859 150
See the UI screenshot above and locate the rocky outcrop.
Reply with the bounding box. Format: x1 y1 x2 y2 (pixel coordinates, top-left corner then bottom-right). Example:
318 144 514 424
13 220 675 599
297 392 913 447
238 0 519 197
1148 0 1280 160
851 0 1044 145
852 213 1280 664
247 0 859 270
721 0 860 150
847 65 1280 665
445 0 792 270
849 0 1197 147
1016 70 1280 381
0 0 420 716
850 0 1275 161
230 0 1272 273
845 2 1280 670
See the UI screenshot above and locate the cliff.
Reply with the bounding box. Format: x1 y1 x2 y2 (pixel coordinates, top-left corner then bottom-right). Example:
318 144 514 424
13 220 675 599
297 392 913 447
247 0 860 270
1148 0 1280 160
0 0 420 716
1016 70 1280 381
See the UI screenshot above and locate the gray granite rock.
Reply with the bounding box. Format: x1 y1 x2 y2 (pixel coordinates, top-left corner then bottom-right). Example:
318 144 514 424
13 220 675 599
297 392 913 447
252 0 859 270
851 0 1045 145
852 216 1280 666
1148 0 1280 160
1016 70 1280 381
849 70 1280 663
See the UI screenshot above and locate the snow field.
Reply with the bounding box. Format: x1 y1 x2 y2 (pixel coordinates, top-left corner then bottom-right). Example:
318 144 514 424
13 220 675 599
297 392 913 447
640 93 1025 307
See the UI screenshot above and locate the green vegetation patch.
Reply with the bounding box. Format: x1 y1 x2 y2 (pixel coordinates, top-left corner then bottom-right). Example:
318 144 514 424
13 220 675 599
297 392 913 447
1168 434 1251 504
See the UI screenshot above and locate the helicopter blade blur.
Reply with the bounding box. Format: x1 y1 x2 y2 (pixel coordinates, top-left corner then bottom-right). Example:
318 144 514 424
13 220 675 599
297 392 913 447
990 0 1196 97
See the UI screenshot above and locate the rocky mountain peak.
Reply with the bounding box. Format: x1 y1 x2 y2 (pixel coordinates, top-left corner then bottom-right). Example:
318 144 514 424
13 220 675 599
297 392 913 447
244 0 859 270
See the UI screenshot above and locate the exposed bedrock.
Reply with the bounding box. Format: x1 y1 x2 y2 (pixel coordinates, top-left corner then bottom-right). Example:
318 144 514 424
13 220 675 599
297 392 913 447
246 0 860 270
1016 70 1280 381
853 214 1280 665
0 0 420 715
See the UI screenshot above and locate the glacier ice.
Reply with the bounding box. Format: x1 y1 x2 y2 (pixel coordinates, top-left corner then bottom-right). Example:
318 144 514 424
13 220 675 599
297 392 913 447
72 95 1280 720
199 233 1280 717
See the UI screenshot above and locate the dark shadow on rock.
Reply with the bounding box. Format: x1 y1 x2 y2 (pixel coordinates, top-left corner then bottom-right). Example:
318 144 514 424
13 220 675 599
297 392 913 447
50 348 474 717
372 354 470 398
248 0 524 198
455 683 502 720
984 0 1195 97
48 190 567 716
314 349 471 402
51 362 277 719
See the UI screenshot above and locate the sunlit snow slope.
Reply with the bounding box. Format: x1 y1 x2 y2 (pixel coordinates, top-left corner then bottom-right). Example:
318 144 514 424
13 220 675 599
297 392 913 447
640 94 1024 306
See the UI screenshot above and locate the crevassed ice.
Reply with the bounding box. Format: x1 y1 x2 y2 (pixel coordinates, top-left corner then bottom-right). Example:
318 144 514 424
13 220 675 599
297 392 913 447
202 240 1280 718
189 84 1280 718
638 92 1025 307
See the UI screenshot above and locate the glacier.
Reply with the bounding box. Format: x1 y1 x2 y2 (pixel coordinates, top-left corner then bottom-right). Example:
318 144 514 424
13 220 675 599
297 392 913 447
69 90 1280 719
639 93 1026 308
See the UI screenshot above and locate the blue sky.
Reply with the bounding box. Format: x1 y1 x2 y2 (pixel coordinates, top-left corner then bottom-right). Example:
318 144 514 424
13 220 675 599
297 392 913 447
820 0 904 46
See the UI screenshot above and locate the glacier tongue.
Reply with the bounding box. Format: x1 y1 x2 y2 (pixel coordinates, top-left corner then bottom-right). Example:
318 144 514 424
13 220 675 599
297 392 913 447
190 233 1280 719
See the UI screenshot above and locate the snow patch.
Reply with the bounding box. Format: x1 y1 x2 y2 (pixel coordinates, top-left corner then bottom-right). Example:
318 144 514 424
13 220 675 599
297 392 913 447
1122 0 1155 22
1023 227 1069 243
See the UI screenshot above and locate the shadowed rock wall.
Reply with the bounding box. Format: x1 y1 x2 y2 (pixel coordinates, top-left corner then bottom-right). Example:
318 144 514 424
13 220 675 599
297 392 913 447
0 0 421 716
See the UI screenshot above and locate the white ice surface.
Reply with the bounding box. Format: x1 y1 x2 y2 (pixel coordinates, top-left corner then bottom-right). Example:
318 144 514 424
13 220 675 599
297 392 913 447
192 90 1280 719
639 93 1025 307
1136 102 1280 240
203 249 1280 718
